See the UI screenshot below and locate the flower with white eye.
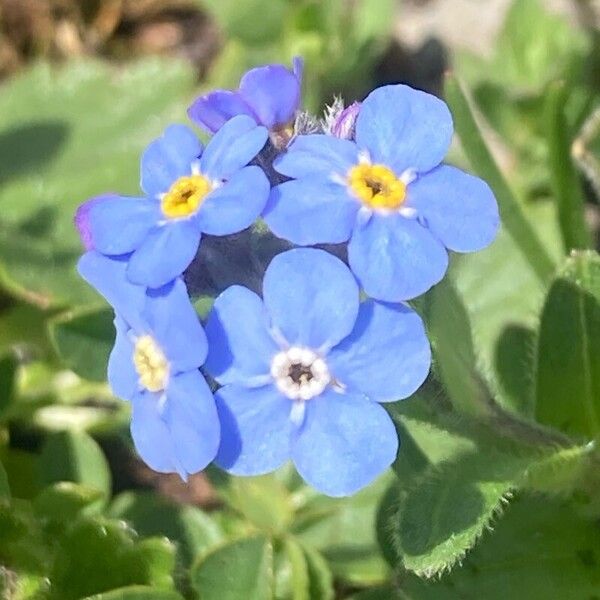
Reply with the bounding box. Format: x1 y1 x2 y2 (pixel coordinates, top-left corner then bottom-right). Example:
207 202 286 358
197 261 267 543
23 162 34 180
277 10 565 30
78 251 220 480
205 248 431 497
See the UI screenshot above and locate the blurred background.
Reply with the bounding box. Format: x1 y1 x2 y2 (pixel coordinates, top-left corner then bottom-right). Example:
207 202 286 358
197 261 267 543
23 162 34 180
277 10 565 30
1 1 600 599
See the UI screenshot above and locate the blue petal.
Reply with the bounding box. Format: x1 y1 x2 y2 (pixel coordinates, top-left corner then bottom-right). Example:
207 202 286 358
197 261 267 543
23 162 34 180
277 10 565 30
75 194 119 251
215 384 293 475
164 371 220 475
196 166 269 236
264 179 358 245
144 278 208 371
200 115 268 181
348 213 448 301
141 124 202 198
127 220 201 288
187 90 256 134
130 390 180 474
263 248 359 351
355 85 453 175
291 389 398 496
239 64 301 129
107 317 138 400
408 165 500 252
328 300 431 402
77 252 147 331
274 134 359 180
205 285 279 386
85 195 160 255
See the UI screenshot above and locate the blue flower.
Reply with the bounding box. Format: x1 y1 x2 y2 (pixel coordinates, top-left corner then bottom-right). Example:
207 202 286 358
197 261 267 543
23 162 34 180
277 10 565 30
204 248 430 496
264 85 500 301
81 116 269 288
78 251 220 479
188 59 303 136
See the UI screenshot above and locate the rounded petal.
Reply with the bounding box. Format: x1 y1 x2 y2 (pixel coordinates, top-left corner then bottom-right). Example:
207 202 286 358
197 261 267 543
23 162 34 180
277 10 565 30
355 85 453 175
141 124 203 198
77 251 146 331
127 221 201 288
263 248 359 351
264 179 358 245
85 195 160 255
197 166 269 236
328 300 430 402
274 134 359 180
200 115 268 181
164 371 220 475
144 278 208 371
291 389 398 496
239 64 301 129
130 391 180 474
205 286 279 386
187 90 256 134
348 213 448 301
107 318 138 400
75 193 119 251
408 165 500 252
214 384 293 475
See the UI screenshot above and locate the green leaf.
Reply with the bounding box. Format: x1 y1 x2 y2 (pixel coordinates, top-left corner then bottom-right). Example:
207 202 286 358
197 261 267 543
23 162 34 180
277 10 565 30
38 430 111 502
109 491 223 566
48 518 176 600
274 537 309 600
397 495 600 598
444 73 555 284
34 482 104 521
0 58 196 307
393 450 535 576
217 474 294 534
302 544 333 600
545 81 591 250
82 587 184 600
0 352 18 420
190 535 273 600
535 251 600 438
0 457 9 499
48 306 114 381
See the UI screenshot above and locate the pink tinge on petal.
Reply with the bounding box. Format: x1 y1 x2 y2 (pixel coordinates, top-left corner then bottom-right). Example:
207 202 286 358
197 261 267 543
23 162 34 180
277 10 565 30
331 101 361 140
74 193 119 250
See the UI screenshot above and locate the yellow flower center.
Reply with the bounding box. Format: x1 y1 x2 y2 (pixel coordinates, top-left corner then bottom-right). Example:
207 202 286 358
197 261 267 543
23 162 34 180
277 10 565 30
133 335 169 392
161 175 212 219
348 164 406 209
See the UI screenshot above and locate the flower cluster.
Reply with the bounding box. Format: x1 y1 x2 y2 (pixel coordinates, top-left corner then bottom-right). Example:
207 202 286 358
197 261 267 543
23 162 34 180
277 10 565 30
75 59 499 496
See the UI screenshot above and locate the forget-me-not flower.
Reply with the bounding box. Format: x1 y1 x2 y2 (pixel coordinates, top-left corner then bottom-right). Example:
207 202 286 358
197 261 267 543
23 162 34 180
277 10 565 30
81 116 269 288
78 251 220 479
204 248 431 496
188 59 303 146
264 84 500 301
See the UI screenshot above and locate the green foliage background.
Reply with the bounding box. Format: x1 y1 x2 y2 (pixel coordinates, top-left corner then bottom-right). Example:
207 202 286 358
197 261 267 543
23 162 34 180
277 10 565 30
1 0 600 598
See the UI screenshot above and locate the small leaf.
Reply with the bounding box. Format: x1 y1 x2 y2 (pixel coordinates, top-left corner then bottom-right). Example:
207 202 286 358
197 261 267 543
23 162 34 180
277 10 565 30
49 306 114 382
109 491 223 566
0 352 18 420
34 482 104 521
190 535 273 600
393 450 535 576
48 518 176 600
82 586 184 600
38 430 111 502
545 81 591 251
535 251 600 438
444 73 555 283
398 495 600 598
0 457 9 499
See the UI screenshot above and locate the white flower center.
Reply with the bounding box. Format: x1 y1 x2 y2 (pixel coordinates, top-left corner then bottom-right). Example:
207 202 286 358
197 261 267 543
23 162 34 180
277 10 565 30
270 346 330 401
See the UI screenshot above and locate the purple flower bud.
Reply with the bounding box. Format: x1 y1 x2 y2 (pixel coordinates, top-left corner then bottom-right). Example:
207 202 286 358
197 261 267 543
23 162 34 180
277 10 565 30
331 101 361 140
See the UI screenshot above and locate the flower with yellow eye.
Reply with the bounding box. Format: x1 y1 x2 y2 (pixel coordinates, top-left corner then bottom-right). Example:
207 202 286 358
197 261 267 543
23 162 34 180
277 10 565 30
264 84 500 302
77 251 220 479
77 116 269 289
